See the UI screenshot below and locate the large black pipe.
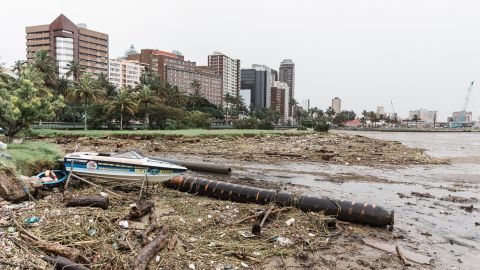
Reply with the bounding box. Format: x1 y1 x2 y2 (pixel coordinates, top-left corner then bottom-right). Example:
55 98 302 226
154 158 232 175
164 176 394 227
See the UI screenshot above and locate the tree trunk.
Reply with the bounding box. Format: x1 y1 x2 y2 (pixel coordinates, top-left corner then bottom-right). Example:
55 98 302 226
66 196 109 210
126 201 154 220
133 227 169 270
120 113 123 131
42 256 90 270
84 106 87 131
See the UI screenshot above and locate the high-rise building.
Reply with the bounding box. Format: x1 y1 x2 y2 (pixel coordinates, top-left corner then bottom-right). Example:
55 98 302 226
377 106 385 116
271 81 290 123
252 64 277 109
240 89 252 108
208 52 240 97
109 58 148 89
240 69 267 109
332 97 341 114
451 111 472 123
128 49 222 106
409 109 437 123
279 59 295 116
26 14 109 78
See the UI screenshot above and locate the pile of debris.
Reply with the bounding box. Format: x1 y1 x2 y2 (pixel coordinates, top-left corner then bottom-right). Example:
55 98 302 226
0 182 338 269
48 133 447 166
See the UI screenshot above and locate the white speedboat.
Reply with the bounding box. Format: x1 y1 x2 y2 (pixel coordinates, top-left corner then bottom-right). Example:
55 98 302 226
64 151 187 183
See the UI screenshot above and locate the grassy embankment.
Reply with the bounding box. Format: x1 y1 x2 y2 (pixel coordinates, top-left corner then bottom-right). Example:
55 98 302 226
24 129 313 138
0 141 63 176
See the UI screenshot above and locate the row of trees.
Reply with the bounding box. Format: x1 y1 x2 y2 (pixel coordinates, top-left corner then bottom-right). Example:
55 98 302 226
292 106 356 128
1 51 302 139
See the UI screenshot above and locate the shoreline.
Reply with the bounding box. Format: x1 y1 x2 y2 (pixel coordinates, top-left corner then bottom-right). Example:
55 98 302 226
334 127 480 133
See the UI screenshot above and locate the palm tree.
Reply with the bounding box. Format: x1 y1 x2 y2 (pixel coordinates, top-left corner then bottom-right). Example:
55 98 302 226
325 106 336 122
190 80 202 110
289 98 298 119
96 73 117 98
33 50 58 88
108 87 138 130
66 61 84 82
412 114 420 127
136 85 157 129
167 86 187 107
67 73 105 130
12 60 26 75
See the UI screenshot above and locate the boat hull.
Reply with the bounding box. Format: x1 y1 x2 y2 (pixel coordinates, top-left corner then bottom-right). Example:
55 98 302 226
64 158 186 183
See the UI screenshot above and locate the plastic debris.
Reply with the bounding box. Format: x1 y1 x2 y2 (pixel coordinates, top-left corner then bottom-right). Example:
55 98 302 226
155 255 160 263
112 242 119 250
0 152 12 159
285 218 295 226
0 142 7 150
118 220 129 229
188 263 196 269
241 262 249 268
25 216 40 224
7 227 16 233
272 236 293 246
239 230 256 238
88 228 97 236
100 192 108 197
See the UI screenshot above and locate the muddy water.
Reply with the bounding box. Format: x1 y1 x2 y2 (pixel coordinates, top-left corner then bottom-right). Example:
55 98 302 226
225 131 479 269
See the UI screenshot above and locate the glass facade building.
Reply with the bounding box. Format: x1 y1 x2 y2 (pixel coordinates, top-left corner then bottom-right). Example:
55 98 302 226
55 37 74 77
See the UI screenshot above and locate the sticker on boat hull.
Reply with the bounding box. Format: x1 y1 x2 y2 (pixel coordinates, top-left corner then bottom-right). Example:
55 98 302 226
86 161 98 171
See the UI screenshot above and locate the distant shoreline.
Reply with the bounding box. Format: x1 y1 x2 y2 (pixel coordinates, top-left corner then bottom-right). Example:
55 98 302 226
334 127 480 133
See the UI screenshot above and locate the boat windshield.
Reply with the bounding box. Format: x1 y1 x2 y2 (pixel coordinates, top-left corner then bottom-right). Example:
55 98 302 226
111 151 144 159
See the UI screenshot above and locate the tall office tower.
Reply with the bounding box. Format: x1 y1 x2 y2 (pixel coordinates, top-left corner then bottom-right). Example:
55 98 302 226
26 14 109 78
240 68 267 109
252 64 276 109
279 59 295 116
208 52 241 97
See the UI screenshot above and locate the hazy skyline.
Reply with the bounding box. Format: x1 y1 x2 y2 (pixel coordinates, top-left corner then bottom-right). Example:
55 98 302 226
1 0 479 121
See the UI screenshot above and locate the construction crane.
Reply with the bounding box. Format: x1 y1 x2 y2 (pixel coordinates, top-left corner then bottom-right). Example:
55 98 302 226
390 101 398 126
461 81 474 123
452 81 474 128
390 101 396 116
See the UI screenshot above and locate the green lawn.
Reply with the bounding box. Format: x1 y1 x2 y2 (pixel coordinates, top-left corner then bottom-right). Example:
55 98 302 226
24 129 312 139
0 141 63 176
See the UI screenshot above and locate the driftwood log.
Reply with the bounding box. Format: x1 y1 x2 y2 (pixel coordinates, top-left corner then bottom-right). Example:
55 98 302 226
138 210 157 244
42 256 90 270
66 196 109 210
13 218 82 262
133 227 169 270
126 201 154 220
252 205 276 235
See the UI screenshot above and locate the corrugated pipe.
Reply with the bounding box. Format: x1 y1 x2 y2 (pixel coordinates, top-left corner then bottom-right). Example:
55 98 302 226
164 176 394 227
154 158 232 175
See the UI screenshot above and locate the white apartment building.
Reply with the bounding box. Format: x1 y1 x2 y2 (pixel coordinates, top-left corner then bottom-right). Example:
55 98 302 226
109 58 148 89
208 52 240 98
409 109 437 123
273 81 290 123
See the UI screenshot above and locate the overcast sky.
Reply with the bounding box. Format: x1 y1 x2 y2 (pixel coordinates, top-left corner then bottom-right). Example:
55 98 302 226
1 0 479 121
